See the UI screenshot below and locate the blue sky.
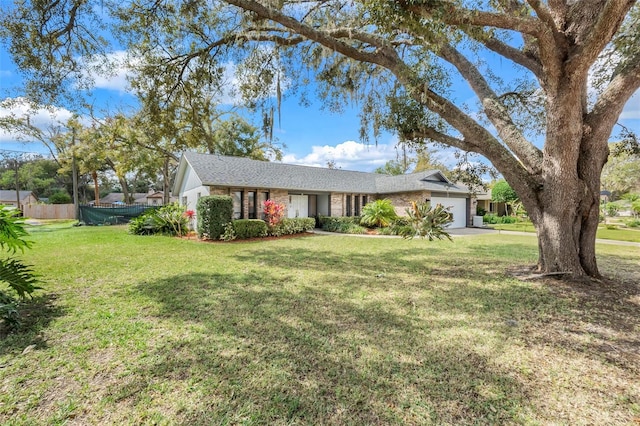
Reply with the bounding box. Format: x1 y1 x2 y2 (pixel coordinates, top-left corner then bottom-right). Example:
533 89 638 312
1 41 639 173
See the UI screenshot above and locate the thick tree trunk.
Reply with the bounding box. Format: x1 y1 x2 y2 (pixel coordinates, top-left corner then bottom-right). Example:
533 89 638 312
119 176 130 204
514 76 609 279
531 188 601 278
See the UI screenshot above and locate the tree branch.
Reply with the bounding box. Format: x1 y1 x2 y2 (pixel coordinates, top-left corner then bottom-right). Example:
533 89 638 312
396 0 543 36
585 53 640 145
525 0 570 52
437 44 542 174
566 0 635 76
477 34 543 79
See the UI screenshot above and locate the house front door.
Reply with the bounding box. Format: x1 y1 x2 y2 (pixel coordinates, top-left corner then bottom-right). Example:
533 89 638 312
288 195 309 218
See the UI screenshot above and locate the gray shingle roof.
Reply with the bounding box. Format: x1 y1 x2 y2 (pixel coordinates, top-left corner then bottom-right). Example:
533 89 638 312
180 152 469 195
0 190 36 202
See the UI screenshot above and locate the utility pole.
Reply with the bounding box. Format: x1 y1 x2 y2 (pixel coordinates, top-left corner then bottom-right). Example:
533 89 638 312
13 158 20 213
72 129 80 220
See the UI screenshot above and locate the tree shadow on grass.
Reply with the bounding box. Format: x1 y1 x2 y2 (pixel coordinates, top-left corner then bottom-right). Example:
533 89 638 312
0 293 65 356
133 270 532 425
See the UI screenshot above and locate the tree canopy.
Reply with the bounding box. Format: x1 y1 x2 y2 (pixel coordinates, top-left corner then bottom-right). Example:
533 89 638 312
2 1 640 279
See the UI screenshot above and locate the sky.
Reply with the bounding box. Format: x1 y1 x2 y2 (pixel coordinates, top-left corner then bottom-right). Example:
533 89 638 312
1 33 639 174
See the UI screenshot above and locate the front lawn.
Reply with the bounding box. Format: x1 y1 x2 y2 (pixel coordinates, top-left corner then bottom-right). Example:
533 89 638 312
2 226 639 424
489 221 640 243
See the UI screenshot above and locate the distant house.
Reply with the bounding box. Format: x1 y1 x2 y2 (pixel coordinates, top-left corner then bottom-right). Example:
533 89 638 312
98 191 174 206
0 190 38 209
134 191 170 206
172 152 474 228
475 192 507 216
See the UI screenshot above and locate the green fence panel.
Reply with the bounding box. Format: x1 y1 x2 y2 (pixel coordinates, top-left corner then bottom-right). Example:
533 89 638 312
79 204 155 225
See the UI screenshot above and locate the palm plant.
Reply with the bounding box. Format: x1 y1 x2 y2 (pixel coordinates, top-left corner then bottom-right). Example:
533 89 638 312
360 199 398 228
401 201 454 241
0 206 39 328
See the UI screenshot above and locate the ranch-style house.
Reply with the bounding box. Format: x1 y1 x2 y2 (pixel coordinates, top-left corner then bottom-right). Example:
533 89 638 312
172 152 476 228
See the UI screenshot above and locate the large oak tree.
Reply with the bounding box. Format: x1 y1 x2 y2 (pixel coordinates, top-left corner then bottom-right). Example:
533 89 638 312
2 0 639 278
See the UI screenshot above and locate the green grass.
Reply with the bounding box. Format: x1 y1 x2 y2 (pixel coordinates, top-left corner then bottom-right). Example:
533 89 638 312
489 221 640 243
1 226 639 425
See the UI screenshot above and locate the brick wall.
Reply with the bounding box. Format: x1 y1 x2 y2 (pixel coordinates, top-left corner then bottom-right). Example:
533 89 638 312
383 191 431 216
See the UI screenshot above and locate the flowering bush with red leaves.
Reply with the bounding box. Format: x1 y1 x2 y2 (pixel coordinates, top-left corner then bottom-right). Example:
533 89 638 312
263 200 285 228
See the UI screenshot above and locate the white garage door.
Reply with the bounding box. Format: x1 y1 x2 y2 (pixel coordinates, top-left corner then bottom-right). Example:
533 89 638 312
431 196 467 228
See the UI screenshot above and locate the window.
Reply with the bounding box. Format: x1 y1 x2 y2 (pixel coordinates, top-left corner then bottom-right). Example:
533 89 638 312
182 196 187 206
354 195 360 216
489 202 495 213
233 191 243 219
346 195 352 216
248 191 256 219
362 195 368 207
197 192 201 200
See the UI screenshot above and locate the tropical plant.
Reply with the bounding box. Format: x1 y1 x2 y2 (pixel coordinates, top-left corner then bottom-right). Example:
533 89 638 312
128 203 188 236
400 202 453 241
0 206 39 328
360 199 398 228
604 202 620 218
263 200 285 228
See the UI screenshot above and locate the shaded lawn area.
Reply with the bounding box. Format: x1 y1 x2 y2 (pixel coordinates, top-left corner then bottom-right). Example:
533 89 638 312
1 226 639 425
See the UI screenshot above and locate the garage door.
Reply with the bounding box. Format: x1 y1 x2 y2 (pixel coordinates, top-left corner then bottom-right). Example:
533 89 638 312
430 196 467 228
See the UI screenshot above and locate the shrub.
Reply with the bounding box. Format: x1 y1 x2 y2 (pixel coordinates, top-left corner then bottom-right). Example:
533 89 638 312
400 201 453 241
604 202 619 217
197 196 233 240
360 199 398 228
232 219 268 239
49 191 72 204
622 193 640 202
388 217 414 236
128 213 156 235
128 203 187 236
270 217 315 236
632 200 640 217
220 222 236 241
624 218 640 228
483 214 517 224
0 207 40 330
319 216 361 233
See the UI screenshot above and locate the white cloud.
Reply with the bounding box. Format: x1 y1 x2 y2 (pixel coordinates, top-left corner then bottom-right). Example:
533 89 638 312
281 140 400 172
0 97 78 145
81 50 133 94
90 51 132 93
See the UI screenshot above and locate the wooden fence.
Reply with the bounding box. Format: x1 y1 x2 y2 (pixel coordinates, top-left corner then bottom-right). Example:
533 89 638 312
23 204 76 220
